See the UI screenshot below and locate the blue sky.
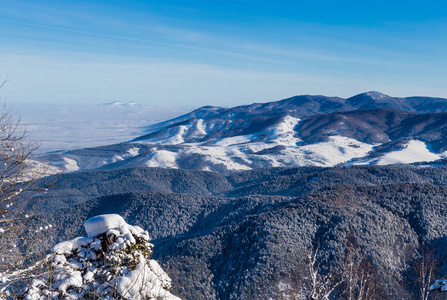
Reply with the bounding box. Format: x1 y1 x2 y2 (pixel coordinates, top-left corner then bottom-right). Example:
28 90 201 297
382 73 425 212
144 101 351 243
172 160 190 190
0 0 446 106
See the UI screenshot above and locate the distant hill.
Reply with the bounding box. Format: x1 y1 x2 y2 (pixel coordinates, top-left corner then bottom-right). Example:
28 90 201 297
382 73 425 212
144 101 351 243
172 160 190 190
39 92 447 173
97 101 142 108
297 108 447 153
141 91 447 135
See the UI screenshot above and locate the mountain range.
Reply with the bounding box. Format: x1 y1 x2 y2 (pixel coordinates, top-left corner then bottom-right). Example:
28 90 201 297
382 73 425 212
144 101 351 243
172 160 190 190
27 91 447 299
40 91 447 174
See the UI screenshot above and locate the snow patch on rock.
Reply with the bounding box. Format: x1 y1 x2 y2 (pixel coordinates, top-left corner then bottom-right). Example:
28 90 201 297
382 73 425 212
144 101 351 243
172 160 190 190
84 214 127 238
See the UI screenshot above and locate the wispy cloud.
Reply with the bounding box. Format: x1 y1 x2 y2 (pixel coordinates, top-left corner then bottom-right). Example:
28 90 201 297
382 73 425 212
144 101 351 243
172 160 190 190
1 0 446 104
2 52 446 107
4 15 443 86
0 18 296 66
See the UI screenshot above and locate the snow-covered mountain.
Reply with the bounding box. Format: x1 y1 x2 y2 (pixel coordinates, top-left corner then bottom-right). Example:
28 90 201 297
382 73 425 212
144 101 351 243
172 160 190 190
140 91 447 135
40 92 447 173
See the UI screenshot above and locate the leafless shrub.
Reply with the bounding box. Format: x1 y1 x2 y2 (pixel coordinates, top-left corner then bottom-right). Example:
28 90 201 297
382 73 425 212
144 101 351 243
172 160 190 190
340 236 384 300
0 82 51 298
301 245 344 300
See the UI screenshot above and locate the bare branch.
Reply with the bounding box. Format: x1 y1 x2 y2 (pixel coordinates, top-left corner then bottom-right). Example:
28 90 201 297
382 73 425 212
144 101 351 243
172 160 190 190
0 83 53 298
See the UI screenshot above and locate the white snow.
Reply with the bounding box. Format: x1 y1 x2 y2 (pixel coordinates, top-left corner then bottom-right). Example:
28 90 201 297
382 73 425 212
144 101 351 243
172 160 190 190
185 145 252 171
55 270 83 293
25 279 47 300
213 134 253 147
116 255 175 300
183 134 373 170
194 119 207 136
63 157 79 172
22 214 179 300
430 279 447 292
161 125 191 145
363 140 441 165
106 147 141 164
265 115 301 145
17 159 60 181
106 101 125 107
52 237 95 254
39 110 447 174
84 214 149 251
127 147 140 157
298 136 375 166
84 214 128 238
82 115 374 172
366 91 389 100
145 150 178 168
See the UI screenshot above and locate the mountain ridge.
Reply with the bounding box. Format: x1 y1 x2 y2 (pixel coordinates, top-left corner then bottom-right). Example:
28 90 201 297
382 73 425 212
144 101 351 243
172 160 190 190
39 92 447 174
141 91 447 135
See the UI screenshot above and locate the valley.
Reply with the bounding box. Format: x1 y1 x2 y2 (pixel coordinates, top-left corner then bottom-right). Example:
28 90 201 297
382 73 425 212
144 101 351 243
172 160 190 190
14 91 447 299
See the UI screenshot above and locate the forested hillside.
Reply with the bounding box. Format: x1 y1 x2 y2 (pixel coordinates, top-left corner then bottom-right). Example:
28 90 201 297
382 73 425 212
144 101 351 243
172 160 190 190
34 165 447 299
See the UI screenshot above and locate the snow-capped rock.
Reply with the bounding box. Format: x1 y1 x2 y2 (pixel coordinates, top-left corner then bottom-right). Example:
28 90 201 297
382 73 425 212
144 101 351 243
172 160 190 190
430 279 447 292
23 214 180 300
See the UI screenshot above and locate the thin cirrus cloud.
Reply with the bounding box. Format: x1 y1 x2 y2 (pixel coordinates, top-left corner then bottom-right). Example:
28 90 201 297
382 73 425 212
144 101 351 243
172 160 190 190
0 0 446 106
0 19 254 59
0 17 435 75
0 18 388 70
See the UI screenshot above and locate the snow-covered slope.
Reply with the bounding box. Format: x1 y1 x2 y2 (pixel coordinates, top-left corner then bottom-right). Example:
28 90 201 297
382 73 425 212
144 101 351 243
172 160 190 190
42 115 379 173
38 93 447 174
359 140 446 165
22 214 180 300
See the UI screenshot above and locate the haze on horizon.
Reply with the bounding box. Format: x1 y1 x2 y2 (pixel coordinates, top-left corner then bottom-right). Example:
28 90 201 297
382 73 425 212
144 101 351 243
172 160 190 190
0 0 446 108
